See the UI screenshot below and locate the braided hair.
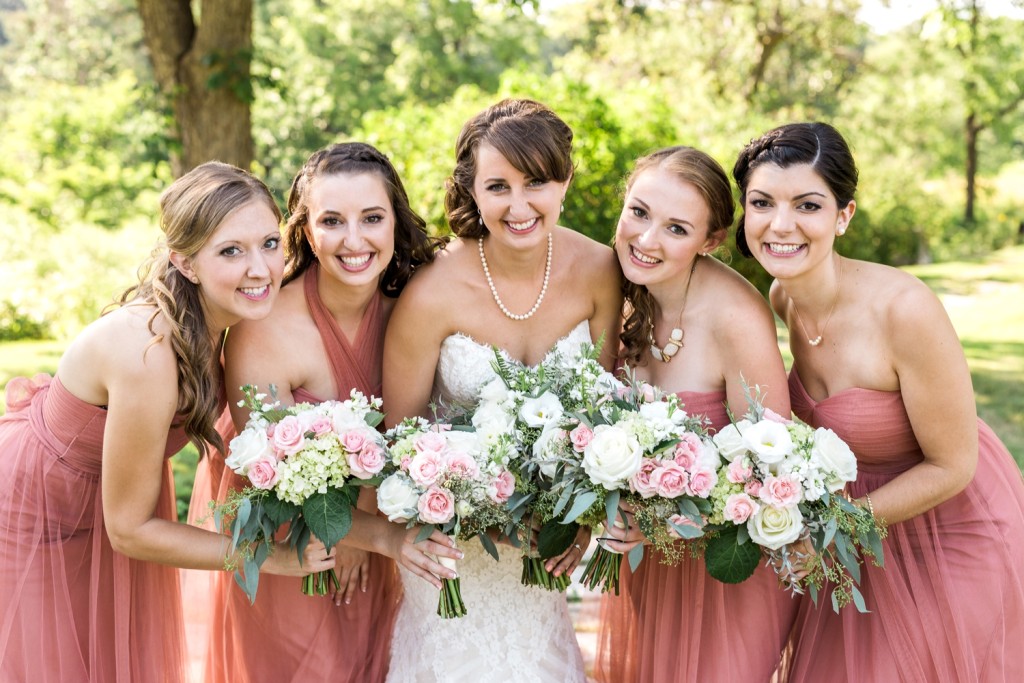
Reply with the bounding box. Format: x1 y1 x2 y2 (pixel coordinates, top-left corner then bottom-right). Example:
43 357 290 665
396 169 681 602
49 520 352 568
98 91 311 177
732 122 858 257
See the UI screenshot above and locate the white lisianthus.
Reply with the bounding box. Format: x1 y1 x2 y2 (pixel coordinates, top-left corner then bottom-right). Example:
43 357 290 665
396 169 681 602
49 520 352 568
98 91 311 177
532 423 566 479
519 391 564 429
638 400 687 440
478 377 510 404
741 420 794 465
697 437 722 471
747 504 804 550
582 424 643 489
472 402 516 444
811 428 858 491
444 429 480 456
712 420 752 462
376 474 420 522
226 428 274 475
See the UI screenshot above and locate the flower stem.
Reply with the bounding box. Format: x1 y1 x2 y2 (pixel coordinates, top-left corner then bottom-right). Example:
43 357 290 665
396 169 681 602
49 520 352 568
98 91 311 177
301 569 340 597
581 546 621 594
437 577 467 618
520 556 571 592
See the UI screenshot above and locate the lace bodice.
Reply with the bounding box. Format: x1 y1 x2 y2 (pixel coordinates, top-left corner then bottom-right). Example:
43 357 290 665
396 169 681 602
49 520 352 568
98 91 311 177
387 321 590 683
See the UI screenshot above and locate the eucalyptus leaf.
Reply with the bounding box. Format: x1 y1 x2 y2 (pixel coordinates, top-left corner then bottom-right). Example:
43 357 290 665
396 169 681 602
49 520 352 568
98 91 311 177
415 524 436 544
564 490 598 524
627 543 644 572
478 531 500 562
603 489 620 527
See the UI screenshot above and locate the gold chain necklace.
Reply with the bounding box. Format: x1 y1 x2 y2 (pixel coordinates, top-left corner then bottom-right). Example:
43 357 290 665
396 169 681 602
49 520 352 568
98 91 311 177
478 234 553 321
792 257 843 347
650 256 699 363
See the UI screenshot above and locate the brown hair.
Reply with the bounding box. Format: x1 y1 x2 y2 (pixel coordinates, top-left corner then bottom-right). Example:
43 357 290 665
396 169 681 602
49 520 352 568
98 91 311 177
619 147 736 365
444 98 575 238
284 142 442 294
114 161 282 454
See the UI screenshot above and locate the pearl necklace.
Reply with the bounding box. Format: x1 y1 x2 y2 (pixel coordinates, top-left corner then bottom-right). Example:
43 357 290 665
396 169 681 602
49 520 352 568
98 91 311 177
650 256 699 363
792 256 843 347
478 233 553 321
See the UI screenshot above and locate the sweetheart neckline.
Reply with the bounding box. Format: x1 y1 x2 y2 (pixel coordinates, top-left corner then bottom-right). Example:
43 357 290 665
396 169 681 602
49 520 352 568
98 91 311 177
442 319 591 370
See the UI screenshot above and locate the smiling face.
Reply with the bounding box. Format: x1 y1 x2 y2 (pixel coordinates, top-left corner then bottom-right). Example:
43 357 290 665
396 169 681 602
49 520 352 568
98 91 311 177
471 143 569 249
742 162 855 281
304 171 396 289
175 198 285 332
614 167 724 293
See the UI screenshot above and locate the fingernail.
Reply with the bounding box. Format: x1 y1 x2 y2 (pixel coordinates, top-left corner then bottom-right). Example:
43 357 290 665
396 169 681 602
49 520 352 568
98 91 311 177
456 551 464 559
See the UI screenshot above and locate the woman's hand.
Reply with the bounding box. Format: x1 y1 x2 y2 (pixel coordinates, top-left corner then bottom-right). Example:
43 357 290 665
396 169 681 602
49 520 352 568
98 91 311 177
260 536 337 577
330 545 370 606
545 525 592 578
387 525 464 590
598 505 648 554
776 536 817 587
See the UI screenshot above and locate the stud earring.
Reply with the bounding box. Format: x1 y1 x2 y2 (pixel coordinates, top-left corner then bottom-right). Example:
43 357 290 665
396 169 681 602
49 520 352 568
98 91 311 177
190 276 200 284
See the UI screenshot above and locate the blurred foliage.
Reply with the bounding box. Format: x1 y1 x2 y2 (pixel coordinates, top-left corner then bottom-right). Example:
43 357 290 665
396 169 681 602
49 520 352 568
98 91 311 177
0 0 1021 332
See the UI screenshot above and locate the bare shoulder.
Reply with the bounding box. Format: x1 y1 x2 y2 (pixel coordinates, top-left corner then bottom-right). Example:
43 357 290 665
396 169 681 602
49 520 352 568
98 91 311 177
227 277 311 358
391 239 477 333
865 262 955 346
702 259 777 338
558 227 620 285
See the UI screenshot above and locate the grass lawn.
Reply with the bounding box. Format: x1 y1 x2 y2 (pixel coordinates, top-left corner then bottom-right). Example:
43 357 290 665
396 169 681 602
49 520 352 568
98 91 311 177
3 245 1023 516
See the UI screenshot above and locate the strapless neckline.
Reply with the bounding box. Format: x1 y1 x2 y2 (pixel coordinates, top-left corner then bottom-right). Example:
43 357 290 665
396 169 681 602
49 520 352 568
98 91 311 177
442 319 591 369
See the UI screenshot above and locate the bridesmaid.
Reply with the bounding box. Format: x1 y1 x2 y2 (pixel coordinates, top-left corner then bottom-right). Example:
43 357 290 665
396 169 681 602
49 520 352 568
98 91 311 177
0 162 334 682
596 147 798 682
194 142 445 682
733 121 1024 681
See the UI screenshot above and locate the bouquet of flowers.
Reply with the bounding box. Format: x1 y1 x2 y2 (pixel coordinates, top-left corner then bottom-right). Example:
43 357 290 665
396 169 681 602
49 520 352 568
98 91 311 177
215 385 387 602
703 386 886 612
535 372 720 594
377 417 516 618
463 339 622 591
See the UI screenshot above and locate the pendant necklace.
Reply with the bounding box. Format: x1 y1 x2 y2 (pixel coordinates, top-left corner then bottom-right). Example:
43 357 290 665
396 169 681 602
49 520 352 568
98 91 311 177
792 256 843 347
650 256 699 363
479 233 553 321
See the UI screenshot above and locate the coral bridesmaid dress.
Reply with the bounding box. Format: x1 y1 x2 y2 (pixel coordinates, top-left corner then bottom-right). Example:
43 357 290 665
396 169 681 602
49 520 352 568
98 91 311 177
0 374 190 682
193 263 401 683
787 371 1024 682
596 391 799 682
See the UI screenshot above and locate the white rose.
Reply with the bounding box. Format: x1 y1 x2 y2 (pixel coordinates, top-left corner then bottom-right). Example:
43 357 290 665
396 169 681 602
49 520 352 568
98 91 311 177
478 377 510 404
741 420 794 465
519 391 564 429
455 499 474 518
444 429 481 456
471 402 515 442
811 428 858 491
376 474 421 522
697 437 722 470
328 401 366 431
582 424 643 489
226 427 274 475
747 504 804 550
712 420 751 462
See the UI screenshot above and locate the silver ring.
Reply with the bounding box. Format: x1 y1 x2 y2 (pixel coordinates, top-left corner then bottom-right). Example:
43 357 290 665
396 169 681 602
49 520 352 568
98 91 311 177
573 543 582 553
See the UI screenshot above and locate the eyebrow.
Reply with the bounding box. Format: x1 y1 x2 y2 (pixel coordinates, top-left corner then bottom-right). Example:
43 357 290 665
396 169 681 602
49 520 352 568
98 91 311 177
318 205 389 214
632 196 695 228
749 189 828 200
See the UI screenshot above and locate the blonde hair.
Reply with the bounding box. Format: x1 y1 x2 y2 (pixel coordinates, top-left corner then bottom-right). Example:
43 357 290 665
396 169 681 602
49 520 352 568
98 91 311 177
113 161 282 454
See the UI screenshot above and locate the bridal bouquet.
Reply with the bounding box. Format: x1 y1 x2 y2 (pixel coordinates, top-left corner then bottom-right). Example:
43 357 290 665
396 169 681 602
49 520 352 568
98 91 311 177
702 386 886 612
377 417 516 618
536 373 720 594
463 338 622 591
215 385 387 602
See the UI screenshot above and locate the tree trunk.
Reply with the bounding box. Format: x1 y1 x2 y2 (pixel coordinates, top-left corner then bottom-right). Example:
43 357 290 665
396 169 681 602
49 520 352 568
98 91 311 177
136 0 253 178
965 111 979 226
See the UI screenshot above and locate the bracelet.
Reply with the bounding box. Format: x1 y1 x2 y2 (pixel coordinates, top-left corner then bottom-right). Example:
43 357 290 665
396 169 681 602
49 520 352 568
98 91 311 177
862 493 876 520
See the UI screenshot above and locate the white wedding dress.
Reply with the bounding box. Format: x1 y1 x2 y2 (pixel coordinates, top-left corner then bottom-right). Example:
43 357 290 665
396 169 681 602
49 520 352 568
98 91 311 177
386 321 590 683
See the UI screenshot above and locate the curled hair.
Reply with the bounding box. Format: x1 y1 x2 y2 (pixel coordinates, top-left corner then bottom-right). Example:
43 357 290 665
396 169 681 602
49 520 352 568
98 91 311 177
284 142 443 295
113 161 282 455
732 122 858 257
618 147 736 365
445 98 575 238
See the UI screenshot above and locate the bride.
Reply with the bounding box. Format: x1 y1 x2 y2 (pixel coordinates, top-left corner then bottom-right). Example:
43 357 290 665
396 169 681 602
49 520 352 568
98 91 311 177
381 98 622 682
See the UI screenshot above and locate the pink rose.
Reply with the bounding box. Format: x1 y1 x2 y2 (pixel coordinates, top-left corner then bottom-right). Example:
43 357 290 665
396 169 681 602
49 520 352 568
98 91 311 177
673 433 703 470
726 458 753 484
272 415 306 456
745 479 763 497
763 408 791 424
339 429 370 454
308 416 334 437
487 470 516 504
569 424 594 452
408 451 445 487
761 475 802 508
638 382 657 403
248 457 279 490
413 431 448 455
417 486 455 525
651 462 689 499
446 451 480 480
686 466 717 498
628 459 660 499
723 492 760 524
348 442 386 478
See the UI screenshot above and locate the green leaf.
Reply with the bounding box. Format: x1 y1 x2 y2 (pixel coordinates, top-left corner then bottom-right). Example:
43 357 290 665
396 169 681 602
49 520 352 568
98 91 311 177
552 482 574 518
232 497 251 550
627 543 644 572
364 410 385 428
704 527 761 584
477 531 500 562
850 584 869 613
604 489 620 527
262 495 297 527
302 488 353 548
563 489 598 524
415 524 436 544
537 519 579 559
